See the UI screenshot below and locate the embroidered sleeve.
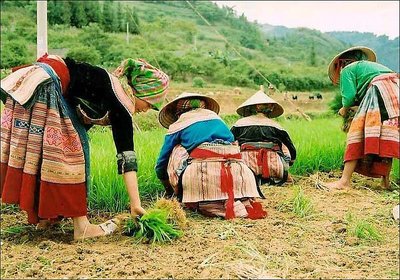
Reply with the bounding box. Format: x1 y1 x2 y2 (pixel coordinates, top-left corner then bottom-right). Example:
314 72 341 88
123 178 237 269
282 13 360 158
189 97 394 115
116 151 138 174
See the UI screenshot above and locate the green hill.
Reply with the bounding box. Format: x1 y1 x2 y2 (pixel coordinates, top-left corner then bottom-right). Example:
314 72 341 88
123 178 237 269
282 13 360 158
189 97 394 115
1 1 396 91
327 31 399 72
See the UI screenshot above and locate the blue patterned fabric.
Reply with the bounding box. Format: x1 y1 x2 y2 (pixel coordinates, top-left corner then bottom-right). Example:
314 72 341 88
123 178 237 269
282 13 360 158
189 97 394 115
37 62 91 191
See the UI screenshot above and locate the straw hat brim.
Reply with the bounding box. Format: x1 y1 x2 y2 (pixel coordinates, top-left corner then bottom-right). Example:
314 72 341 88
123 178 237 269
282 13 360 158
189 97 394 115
327 46 377 83
158 92 220 128
236 90 284 118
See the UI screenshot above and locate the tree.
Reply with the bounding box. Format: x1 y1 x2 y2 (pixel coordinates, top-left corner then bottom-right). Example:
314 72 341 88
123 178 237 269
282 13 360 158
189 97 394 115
66 46 101 65
127 7 140 34
309 42 316 66
102 0 118 32
84 1 102 24
48 0 71 25
1 39 34 68
79 23 112 57
70 1 88 28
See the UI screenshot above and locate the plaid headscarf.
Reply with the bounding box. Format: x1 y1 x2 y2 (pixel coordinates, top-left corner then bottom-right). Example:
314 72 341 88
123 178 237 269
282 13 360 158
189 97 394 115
176 98 206 116
113 58 169 110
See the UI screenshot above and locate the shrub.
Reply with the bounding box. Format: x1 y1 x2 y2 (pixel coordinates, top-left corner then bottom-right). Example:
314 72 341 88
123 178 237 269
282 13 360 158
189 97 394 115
192 76 206 88
0 39 34 68
66 46 101 65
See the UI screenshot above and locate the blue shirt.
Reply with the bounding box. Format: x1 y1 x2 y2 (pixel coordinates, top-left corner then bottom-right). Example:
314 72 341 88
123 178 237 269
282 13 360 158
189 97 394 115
155 118 234 180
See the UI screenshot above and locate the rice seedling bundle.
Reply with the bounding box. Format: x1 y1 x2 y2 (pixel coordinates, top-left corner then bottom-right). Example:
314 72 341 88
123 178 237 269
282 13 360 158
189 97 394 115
121 199 187 243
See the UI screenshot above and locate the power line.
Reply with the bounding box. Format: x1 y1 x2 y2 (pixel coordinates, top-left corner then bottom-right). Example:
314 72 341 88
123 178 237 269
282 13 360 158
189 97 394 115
185 0 311 121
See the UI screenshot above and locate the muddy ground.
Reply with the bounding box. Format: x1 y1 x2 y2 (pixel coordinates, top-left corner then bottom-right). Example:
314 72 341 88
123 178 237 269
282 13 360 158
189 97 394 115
1 172 399 279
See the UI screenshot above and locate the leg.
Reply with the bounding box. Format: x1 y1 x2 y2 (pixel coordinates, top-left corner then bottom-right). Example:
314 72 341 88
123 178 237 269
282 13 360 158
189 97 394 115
36 218 60 230
73 216 107 240
324 160 358 190
381 159 393 189
286 173 294 183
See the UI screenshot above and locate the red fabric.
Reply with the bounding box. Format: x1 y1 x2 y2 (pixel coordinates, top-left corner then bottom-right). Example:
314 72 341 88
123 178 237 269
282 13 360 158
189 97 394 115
355 160 390 178
190 148 241 160
370 73 400 84
1 166 23 203
37 53 70 95
9 54 70 95
190 148 241 219
246 201 268 220
1 166 87 224
257 149 270 178
38 181 87 219
19 173 39 224
220 164 234 219
241 143 281 178
0 163 8 196
345 140 399 161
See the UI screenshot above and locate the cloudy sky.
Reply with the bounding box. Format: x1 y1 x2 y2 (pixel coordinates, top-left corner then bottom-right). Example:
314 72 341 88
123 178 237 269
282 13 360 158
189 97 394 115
213 1 399 39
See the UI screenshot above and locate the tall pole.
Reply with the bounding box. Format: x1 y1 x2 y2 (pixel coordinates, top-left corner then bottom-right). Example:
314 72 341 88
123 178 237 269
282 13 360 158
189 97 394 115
37 0 48 59
126 22 129 44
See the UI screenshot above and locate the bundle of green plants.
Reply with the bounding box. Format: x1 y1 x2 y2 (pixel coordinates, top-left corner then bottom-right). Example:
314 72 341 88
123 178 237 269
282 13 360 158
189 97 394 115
153 198 188 229
122 208 183 244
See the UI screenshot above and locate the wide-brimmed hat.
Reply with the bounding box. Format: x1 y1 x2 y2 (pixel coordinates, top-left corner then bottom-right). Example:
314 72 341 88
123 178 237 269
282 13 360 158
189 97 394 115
327 46 376 84
158 92 220 128
236 90 284 118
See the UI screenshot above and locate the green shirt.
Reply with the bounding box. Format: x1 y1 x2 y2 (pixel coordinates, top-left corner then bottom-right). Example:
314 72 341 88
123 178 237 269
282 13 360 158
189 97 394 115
339 61 393 107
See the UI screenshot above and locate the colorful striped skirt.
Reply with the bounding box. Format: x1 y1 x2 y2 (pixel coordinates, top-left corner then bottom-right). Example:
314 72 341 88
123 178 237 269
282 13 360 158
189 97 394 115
240 142 290 184
345 73 399 177
1 80 88 224
167 142 266 219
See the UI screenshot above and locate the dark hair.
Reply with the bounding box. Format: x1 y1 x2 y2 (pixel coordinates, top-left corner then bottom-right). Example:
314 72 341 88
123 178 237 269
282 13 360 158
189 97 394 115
340 50 367 61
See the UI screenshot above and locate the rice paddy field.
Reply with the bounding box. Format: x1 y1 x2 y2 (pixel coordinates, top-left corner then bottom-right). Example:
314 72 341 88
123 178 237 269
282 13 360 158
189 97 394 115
1 86 399 279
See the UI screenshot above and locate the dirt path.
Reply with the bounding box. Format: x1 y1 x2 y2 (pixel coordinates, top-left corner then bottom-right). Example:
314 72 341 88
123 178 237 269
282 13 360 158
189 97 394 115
1 172 399 279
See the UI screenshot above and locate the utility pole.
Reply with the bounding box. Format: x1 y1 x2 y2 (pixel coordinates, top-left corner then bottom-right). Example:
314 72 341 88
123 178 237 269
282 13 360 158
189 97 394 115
37 0 48 58
126 22 129 44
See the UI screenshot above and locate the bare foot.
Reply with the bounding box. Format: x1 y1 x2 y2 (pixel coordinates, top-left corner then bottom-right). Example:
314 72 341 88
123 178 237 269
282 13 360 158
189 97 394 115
323 180 350 190
36 219 59 230
74 219 120 241
74 224 106 241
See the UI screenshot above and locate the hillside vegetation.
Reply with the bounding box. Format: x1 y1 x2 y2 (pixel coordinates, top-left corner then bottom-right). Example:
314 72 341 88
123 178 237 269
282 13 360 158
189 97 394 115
1 0 398 92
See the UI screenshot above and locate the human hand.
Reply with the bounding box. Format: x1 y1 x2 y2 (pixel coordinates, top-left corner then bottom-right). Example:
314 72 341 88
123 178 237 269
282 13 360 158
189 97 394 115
338 107 348 117
130 205 146 217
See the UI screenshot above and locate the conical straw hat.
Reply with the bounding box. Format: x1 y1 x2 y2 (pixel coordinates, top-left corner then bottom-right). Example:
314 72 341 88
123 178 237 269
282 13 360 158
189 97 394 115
327 46 376 83
236 90 284 118
158 92 220 128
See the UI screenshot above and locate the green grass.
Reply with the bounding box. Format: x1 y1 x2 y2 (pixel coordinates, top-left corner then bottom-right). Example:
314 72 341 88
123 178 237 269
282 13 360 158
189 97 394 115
345 212 383 242
278 186 314 218
0 225 30 235
291 187 314 218
88 127 166 212
87 115 399 212
281 117 346 175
